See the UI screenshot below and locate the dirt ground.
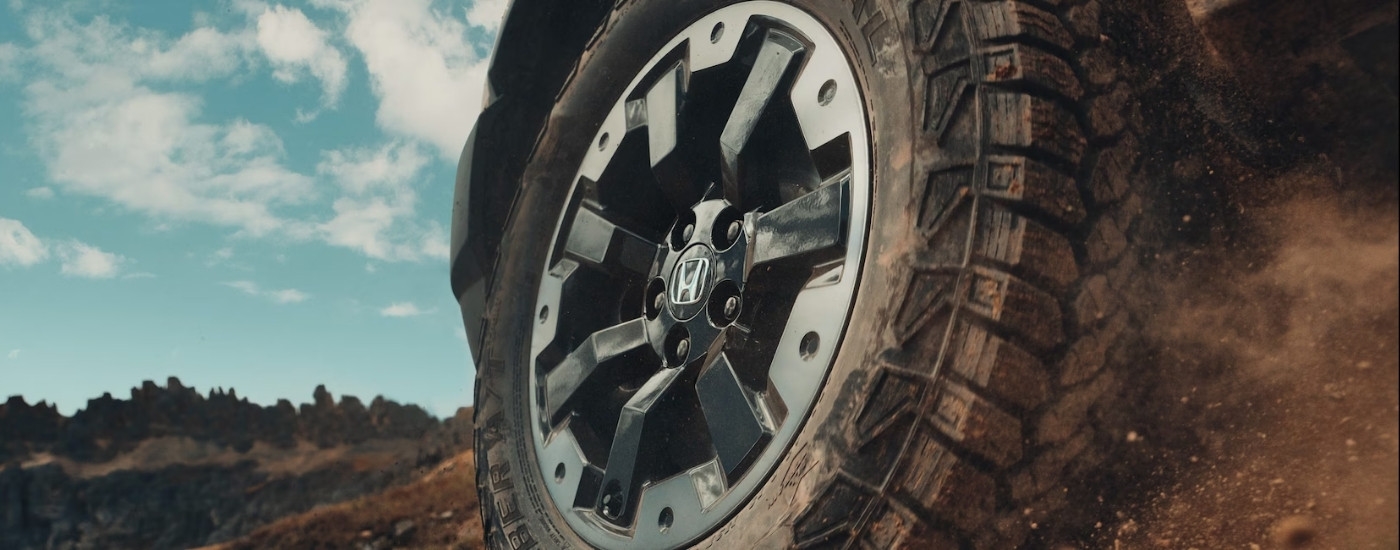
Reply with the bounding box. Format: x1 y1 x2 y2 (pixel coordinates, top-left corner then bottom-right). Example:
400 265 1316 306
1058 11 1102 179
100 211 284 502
1090 1 1400 547
1097 187 1399 549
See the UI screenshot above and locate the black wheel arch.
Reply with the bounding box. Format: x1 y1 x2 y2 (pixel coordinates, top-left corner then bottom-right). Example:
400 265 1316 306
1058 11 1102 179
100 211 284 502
451 0 617 355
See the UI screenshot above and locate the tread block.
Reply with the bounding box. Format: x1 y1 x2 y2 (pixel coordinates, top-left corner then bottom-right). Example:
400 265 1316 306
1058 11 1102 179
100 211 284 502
973 200 1080 289
858 503 960 550
961 267 1065 352
858 369 927 437
1071 273 1120 331
968 1 1074 52
893 425 996 532
982 43 1084 101
1087 81 1132 138
1056 311 1125 387
1035 370 1116 444
1089 132 1140 205
1010 428 1092 501
985 154 1086 225
912 0 954 52
926 378 1024 467
918 167 974 243
795 476 875 548
890 270 960 348
943 321 1050 410
984 92 1087 167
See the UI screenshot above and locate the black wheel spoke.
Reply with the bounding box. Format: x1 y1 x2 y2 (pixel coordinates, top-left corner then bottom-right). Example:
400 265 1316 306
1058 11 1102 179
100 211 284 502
597 366 684 520
696 351 773 479
528 8 870 541
544 318 650 420
646 62 702 210
720 29 806 210
565 207 663 275
747 171 850 267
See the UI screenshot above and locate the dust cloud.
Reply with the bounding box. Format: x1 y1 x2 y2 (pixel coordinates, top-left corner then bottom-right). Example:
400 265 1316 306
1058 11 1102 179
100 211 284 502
1104 172 1399 549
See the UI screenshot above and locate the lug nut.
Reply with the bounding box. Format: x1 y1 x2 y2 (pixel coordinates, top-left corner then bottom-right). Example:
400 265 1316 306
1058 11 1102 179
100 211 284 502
674 337 690 362
723 295 740 321
725 220 742 245
681 223 695 244
652 292 665 314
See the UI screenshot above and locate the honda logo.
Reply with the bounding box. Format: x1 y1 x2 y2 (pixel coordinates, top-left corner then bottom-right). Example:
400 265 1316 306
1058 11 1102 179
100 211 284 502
669 257 711 305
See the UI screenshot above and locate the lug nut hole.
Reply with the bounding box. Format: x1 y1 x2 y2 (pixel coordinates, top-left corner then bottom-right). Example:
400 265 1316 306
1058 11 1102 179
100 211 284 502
554 463 566 483
664 325 692 366
659 507 674 532
670 211 698 250
645 278 667 319
710 22 724 43
818 79 837 106
799 331 820 360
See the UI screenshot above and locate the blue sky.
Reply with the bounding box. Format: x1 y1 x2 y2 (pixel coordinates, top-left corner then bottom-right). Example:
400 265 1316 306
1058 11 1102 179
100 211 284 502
0 0 508 417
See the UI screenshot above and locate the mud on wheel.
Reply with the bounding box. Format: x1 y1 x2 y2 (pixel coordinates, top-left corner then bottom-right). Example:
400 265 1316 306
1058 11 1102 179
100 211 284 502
473 0 1141 548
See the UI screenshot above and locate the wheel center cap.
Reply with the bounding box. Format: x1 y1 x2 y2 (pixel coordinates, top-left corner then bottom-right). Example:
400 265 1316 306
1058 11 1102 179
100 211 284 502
668 244 715 319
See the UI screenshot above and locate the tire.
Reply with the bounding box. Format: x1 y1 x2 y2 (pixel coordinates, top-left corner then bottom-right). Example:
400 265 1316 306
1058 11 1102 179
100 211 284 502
473 0 1144 548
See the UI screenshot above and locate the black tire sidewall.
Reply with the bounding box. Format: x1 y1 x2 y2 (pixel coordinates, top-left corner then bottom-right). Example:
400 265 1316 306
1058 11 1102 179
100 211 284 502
475 0 916 547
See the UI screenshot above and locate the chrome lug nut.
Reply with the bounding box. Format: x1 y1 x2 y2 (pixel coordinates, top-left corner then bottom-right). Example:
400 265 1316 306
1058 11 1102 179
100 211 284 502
723 295 740 320
674 337 690 362
726 220 742 245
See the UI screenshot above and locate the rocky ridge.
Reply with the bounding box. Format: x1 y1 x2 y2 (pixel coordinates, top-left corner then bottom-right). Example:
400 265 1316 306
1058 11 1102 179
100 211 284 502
0 378 474 550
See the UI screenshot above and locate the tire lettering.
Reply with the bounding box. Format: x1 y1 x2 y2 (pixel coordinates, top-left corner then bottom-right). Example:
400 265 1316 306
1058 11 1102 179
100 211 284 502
507 524 538 550
497 493 524 525
490 461 515 492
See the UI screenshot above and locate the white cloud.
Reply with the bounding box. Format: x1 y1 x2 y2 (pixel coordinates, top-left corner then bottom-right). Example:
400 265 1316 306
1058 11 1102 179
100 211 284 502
222 280 310 304
465 0 509 31
323 0 488 157
19 14 314 238
255 5 348 107
1 216 130 277
56 241 126 278
0 217 49 267
11 5 477 265
6 349 20 360
380 302 432 317
315 141 444 261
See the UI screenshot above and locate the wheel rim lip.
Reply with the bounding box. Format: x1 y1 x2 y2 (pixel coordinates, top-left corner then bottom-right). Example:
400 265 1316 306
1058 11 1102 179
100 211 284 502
526 3 873 547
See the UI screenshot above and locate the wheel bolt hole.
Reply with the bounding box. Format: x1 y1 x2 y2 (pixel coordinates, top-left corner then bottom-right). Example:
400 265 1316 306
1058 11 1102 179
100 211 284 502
538 306 549 324
554 463 566 483
601 480 623 519
711 207 744 250
710 22 724 43
664 325 691 366
799 331 820 360
818 79 837 106
645 278 667 319
598 132 610 150
707 280 742 325
658 507 674 532
670 212 698 250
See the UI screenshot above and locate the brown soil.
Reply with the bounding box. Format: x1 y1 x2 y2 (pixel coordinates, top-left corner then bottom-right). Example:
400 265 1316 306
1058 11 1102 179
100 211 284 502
211 450 485 550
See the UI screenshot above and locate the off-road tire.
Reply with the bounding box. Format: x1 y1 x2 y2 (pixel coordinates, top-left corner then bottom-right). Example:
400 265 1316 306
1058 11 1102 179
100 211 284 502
473 0 1146 547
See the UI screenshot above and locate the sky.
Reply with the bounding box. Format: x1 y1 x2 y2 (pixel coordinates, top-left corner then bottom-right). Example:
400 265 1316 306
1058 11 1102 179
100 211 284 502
0 0 510 417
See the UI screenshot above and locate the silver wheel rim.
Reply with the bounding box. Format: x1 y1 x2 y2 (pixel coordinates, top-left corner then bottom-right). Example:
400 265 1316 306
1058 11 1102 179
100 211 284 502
527 3 871 547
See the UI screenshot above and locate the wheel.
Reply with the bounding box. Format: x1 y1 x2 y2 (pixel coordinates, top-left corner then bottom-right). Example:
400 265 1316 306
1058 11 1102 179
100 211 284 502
473 0 1142 547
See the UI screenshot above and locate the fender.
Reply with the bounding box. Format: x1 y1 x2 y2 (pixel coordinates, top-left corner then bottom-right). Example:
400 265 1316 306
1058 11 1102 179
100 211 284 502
450 0 614 357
